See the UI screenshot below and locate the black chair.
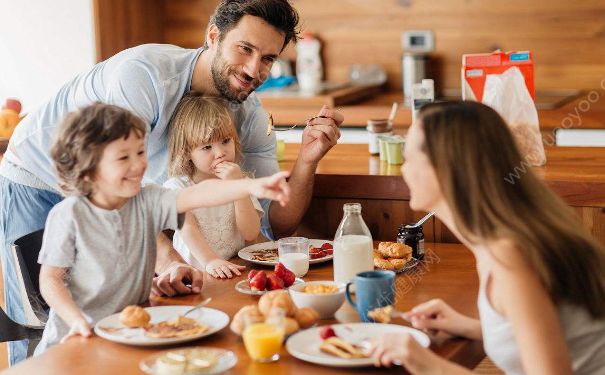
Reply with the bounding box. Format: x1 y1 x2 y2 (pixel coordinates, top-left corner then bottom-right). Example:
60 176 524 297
0 229 48 355
0 307 43 343
11 229 48 318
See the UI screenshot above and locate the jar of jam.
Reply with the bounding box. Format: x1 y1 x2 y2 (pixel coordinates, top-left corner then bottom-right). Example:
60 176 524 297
397 224 425 260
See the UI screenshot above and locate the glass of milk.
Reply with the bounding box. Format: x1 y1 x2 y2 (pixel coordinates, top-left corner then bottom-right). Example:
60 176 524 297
277 237 310 277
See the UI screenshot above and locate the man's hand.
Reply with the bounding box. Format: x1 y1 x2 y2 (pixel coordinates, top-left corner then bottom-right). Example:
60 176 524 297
151 262 204 297
300 105 343 165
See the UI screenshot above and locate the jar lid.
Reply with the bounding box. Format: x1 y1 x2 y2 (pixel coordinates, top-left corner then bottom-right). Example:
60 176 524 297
366 119 392 133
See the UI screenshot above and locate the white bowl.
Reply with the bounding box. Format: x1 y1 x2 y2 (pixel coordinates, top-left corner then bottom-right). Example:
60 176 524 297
289 281 346 319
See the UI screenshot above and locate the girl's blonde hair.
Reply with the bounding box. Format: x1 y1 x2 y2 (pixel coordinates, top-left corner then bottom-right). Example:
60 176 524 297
417 101 605 318
50 103 146 196
168 93 242 179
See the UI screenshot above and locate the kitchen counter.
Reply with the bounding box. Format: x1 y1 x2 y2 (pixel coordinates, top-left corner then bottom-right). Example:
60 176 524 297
264 90 605 134
281 144 605 245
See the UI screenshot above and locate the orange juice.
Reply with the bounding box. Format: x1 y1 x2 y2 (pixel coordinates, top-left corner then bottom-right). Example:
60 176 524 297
242 323 285 362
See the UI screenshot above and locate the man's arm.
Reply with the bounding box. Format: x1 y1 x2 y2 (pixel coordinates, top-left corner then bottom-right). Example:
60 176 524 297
153 231 204 297
269 105 343 238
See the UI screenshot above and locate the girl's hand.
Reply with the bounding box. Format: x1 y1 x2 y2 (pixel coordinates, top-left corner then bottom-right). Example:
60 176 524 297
404 299 480 340
214 161 243 180
249 171 290 206
206 259 246 279
368 333 447 374
61 316 92 343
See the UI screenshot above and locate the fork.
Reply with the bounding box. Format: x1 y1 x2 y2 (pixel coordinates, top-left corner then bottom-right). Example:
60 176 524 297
267 114 330 135
182 297 212 317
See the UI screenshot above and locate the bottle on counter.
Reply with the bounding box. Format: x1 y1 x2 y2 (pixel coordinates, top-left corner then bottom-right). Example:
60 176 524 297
296 31 323 94
397 224 425 260
333 203 374 284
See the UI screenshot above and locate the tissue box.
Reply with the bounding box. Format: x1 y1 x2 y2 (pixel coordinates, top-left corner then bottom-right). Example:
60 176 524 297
461 51 535 102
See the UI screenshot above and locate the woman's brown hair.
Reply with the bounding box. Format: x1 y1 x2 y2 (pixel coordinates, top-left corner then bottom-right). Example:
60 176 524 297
50 103 147 196
417 100 605 318
167 93 242 180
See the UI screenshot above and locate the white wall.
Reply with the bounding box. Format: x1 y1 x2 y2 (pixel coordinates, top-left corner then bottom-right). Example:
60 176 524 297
0 0 96 113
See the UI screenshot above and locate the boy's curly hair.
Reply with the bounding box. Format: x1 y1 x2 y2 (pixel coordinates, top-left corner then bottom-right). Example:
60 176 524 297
50 103 147 196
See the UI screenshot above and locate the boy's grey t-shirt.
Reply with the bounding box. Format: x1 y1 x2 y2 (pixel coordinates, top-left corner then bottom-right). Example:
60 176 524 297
34 185 184 354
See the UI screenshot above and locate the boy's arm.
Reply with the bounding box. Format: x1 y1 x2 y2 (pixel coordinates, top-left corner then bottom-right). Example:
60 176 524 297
40 265 91 337
176 172 290 214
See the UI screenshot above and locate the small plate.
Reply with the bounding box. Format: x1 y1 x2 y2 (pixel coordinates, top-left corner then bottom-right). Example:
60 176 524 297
286 323 430 368
375 257 420 273
140 346 237 374
238 239 333 266
94 306 229 346
235 278 304 295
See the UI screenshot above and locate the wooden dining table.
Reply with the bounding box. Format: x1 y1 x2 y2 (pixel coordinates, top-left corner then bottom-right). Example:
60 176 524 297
2 242 484 374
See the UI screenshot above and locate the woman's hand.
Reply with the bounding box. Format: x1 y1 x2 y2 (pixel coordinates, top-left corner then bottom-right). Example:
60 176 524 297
368 333 449 374
214 161 243 180
206 259 246 279
61 316 92 343
404 299 482 340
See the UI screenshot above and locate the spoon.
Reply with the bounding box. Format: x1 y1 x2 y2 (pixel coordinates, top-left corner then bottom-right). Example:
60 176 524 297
387 102 399 124
405 212 434 229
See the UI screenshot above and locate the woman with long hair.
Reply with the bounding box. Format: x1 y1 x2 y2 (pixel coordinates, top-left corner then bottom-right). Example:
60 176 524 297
368 101 605 375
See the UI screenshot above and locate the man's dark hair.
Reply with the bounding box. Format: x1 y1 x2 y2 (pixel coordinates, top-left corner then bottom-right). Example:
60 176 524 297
205 0 300 51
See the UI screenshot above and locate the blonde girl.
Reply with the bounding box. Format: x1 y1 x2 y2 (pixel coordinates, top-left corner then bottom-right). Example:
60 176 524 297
368 101 605 375
165 93 262 278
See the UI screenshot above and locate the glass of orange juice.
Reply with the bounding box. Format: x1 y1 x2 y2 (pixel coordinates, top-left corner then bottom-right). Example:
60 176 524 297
242 308 285 362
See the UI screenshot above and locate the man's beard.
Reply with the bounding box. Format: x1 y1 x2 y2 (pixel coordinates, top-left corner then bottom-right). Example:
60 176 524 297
211 48 257 104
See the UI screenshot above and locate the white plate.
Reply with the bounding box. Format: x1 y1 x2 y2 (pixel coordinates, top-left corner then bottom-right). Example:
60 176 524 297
286 323 430 368
238 239 333 266
140 346 237 375
94 305 229 346
235 277 304 295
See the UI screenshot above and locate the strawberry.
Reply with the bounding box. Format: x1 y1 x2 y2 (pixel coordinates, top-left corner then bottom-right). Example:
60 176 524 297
249 270 267 291
310 249 326 259
247 269 259 282
266 274 285 290
274 262 288 279
319 325 336 340
281 268 296 287
321 242 333 250
323 248 333 255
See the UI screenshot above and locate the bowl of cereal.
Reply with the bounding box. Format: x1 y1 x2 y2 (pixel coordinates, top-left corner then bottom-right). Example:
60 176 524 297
289 281 346 319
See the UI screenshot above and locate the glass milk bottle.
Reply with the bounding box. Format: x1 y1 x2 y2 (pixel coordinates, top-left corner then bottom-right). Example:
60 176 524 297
333 203 374 283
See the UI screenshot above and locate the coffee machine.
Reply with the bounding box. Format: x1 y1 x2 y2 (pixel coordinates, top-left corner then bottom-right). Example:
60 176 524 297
401 30 434 106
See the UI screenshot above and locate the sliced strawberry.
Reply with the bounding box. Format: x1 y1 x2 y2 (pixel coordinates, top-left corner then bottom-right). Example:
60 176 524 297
274 262 288 280
247 269 259 282
249 271 267 291
266 274 285 290
321 242 333 250
310 249 327 259
281 268 296 287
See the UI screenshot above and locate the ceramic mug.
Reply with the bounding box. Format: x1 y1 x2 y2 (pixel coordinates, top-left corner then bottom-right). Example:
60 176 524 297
345 270 395 322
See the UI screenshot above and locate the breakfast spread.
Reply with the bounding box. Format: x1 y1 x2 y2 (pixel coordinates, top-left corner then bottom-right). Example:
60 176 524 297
373 241 413 271
230 290 320 336
303 284 339 294
317 326 368 359
108 306 209 339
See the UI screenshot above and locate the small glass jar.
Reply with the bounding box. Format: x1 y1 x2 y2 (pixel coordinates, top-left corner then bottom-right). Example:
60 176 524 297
397 224 425 260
